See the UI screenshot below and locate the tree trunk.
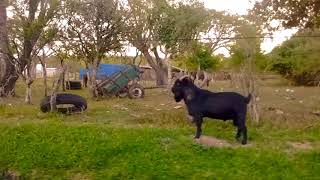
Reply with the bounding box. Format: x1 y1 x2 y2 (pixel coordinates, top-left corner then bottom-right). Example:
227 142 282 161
39 59 48 96
248 74 260 123
194 65 201 87
43 69 47 96
50 67 65 112
25 82 32 104
88 63 99 98
167 58 172 89
0 57 18 96
198 71 209 88
62 70 66 91
232 68 260 124
60 62 66 91
154 67 167 86
141 49 167 86
24 66 34 104
0 0 17 97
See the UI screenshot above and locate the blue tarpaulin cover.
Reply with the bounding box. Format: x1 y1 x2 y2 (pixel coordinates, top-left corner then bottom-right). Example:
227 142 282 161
79 64 130 80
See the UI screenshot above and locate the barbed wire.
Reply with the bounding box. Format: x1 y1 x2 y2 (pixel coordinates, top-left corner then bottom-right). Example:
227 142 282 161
117 34 320 43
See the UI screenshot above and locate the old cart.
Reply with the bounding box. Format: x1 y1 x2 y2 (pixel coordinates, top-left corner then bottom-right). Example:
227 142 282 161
95 64 144 98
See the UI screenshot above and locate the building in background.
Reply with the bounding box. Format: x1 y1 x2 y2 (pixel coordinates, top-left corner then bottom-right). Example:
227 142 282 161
35 64 58 78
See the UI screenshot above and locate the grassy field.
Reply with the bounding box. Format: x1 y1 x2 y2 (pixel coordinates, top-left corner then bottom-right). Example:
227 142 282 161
0 78 320 179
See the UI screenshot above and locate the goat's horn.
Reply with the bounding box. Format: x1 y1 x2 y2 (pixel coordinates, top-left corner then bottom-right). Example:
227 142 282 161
179 75 190 80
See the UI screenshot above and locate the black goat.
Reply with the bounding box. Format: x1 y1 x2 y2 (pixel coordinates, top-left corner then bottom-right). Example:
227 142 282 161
171 77 251 145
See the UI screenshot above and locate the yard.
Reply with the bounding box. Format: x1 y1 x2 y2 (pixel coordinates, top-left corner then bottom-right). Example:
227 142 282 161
0 78 320 179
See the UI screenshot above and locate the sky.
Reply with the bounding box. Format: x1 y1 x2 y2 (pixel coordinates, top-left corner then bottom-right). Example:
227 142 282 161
202 0 253 15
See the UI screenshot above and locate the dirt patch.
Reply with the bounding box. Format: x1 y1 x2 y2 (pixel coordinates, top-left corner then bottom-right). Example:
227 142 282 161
1 169 20 180
71 173 91 180
195 136 232 148
288 142 313 150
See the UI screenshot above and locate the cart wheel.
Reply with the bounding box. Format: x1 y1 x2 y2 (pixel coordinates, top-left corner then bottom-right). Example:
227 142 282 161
128 84 144 99
117 91 128 98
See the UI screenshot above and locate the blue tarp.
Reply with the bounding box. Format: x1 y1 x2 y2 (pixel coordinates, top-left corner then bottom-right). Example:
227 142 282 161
79 64 130 80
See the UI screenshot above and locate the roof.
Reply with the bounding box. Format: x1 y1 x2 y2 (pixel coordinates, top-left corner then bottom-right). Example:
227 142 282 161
79 64 131 80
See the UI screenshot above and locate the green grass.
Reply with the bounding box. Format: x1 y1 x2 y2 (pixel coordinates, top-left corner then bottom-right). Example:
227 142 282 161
1 123 320 179
0 79 320 179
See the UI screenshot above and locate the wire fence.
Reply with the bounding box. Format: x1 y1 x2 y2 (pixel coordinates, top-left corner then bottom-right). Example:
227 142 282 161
118 34 320 43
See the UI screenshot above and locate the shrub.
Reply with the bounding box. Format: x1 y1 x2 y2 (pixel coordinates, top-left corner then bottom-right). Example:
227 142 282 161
268 30 320 86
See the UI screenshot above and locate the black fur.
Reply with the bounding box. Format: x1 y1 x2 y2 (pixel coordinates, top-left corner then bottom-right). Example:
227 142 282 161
171 77 251 145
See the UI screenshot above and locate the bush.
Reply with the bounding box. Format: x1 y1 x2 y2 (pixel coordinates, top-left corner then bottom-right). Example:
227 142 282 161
268 30 320 86
228 46 269 72
173 43 221 72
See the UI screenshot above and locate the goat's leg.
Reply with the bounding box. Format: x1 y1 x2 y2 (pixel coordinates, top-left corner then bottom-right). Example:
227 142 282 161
238 120 247 145
241 125 247 145
233 119 241 141
194 117 203 139
235 127 241 141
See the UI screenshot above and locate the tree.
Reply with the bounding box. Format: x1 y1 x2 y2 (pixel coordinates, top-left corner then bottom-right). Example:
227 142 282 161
170 9 238 87
155 1 208 87
65 0 124 98
185 43 220 72
203 10 238 53
125 0 168 86
125 0 207 86
6 0 62 103
268 30 320 86
186 43 221 87
253 0 320 29
0 0 16 97
229 18 262 123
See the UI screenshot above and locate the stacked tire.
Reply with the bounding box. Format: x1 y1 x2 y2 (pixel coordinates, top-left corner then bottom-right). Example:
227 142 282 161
66 81 82 90
40 93 87 114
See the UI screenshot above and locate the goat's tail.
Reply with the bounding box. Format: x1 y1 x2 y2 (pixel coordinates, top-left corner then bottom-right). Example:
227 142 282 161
245 94 252 104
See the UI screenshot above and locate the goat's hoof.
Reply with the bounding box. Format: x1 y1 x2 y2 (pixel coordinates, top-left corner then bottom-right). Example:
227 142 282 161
194 136 200 139
241 140 247 145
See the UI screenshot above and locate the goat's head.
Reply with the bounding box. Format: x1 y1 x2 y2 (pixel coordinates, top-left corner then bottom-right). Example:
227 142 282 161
171 76 194 102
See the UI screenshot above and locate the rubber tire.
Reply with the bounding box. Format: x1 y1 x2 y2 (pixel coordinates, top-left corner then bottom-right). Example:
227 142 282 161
117 91 128 98
128 84 144 99
40 93 87 113
66 81 82 90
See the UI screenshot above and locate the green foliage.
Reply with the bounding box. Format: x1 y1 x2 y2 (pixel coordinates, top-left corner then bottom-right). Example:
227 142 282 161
268 30 320 85
152 0 208 54
229 47 247 68
173 43 221 71
186 44 220 71
65 0 124 62
229 47 269 71
227 17 268 73
8 0 62 53
255 52 270 71
100 56 145 65
253 0 320 29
